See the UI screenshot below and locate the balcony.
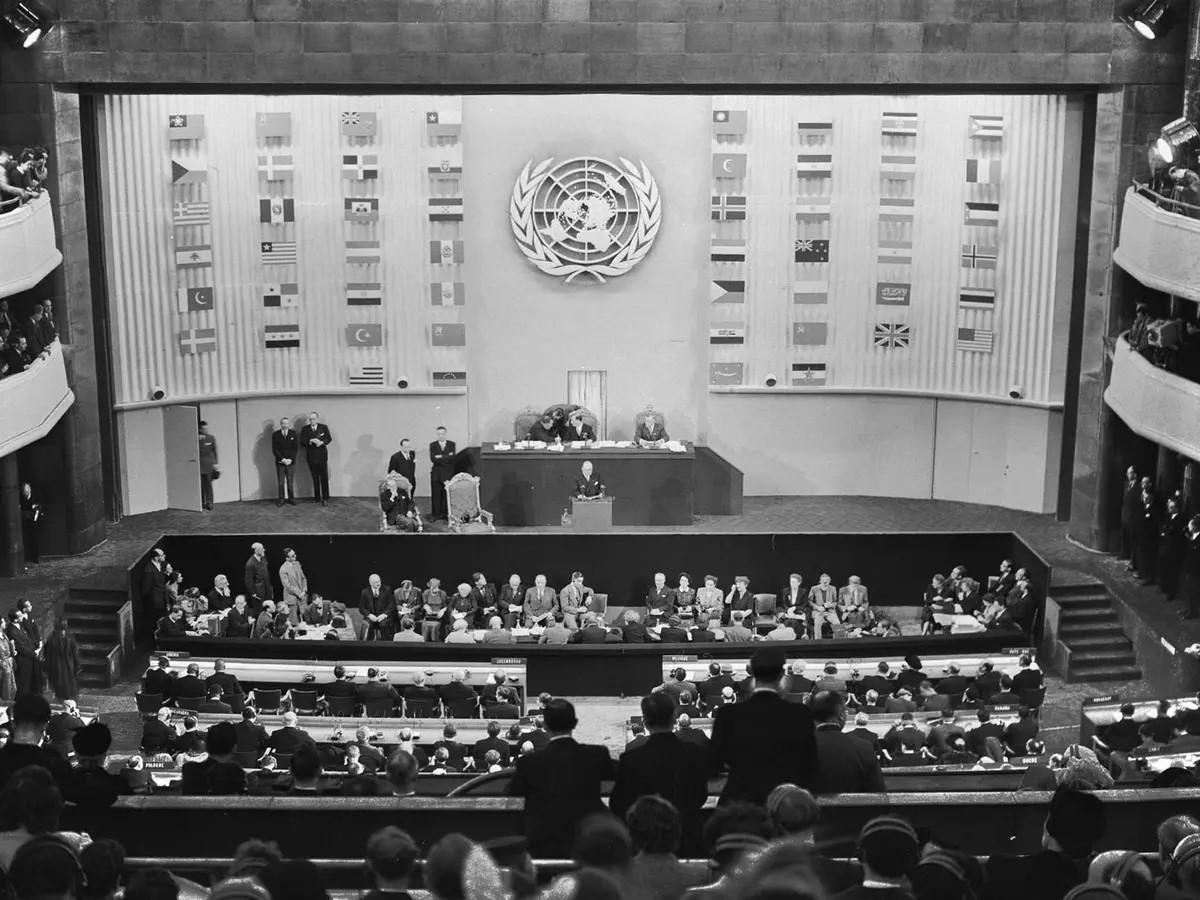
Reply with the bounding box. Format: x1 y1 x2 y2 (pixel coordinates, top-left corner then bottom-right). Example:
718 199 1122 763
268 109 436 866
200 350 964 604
0 341 74 457
1105 335 1200 458
0 193 62 298
1113 185 1200 303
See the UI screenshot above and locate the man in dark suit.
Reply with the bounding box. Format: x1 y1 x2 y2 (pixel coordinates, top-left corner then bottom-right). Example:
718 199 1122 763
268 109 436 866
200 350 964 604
1120 465 1140 563
266 711 316 756
1003 706 1039 757
359 574 395 641
697 662 735 711
1010 655 1043 696
973 661 1002 701
573 460 604 499
846 712 883 758
710 646 819 803
935 663 968 699
205 659 242 700
140 708 176 755
299 411 333 505
965 709 1006 758
387 438 418 495
609 693 708 848
143 657 174 699
1134 478 1159 584
527 414 559 443
271 416 299 506
436 670 477 711
321 664 357 709
243 542 272 614
857 662 895 699
1159 496 1187 601
429 426 456 520
689 614 718 643
198 685 233 715
507 698 616 858
140 548 168 626
402 673 439 714
498 574 525 629
21 305 47 359
172 663 207 704
619 610 650 643
646 572 676 623
354 667 399 711
1183 516 1200 620
234 708 270 757
432 723 469 768
473 721 512 767
207 574 234 612
810 691 884 794
656 615 690 643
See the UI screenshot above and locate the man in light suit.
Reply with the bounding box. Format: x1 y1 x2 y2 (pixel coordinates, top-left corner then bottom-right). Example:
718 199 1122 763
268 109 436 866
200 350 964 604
557 571 593 630
808 573 840 639
523 575 557 627
243 542 272 615
574 461 604 499
635 413 669 445
429 426 456 521
838 575 870 627
271 416 299 507
278 547 308 621
300 411 333 506
360 573 396 641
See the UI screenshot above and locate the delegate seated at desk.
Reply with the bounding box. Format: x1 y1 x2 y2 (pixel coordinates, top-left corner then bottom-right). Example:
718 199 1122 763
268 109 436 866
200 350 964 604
574 460 605 499
562 411 595 442
527 414 560 443
635 414 669 446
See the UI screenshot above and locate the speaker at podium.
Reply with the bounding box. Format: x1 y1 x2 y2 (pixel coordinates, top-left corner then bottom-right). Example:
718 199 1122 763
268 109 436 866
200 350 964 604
571 496 613 532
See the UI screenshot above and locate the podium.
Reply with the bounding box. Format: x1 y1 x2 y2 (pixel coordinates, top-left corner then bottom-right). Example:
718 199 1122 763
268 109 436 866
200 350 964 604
571 496 613 532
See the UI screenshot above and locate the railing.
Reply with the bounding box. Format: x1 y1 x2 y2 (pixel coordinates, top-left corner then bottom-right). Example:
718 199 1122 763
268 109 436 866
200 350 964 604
0 340 74 457
0 192 62 298
1113 183 1200 302
1105 332 1200 458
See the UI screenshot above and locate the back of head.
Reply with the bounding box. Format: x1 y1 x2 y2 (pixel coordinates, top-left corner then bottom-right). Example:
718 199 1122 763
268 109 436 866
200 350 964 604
548 868 623 900
625 795 681 854
9 834 84 900
809 690 843 724
124 866 180 900
386 749 418 792
703 802 773 869
81 838 126 899
765 784 820 835
1 764 63 833
206 721 238 756
1088 850 1154 900
11 693 50 729
1158 814 1200 860
261 859 329 900
366 825 418 882
858 816 919 879
573 813 632 871
290 744 322 782
750 647 786 683
911 850 972 900
1046 786 1107 858
425 833 476 900
543 698 578 733
641 692 677 730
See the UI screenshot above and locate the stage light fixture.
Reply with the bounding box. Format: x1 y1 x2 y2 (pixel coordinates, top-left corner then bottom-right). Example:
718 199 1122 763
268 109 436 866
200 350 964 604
1 0 58 48
1154 117 1200 165
1008 384 1024 400
764 373 777 387
150 385 165 401
396 377 409 389
1121 0 1175 40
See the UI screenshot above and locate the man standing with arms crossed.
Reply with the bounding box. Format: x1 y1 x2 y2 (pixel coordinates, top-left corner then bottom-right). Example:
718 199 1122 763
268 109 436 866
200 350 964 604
429 426 456 521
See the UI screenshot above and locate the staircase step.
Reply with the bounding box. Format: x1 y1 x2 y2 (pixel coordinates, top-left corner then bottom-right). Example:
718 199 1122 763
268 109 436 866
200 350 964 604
67 586 127 603
1062 635 1134 651
1066 664 1144 683
1059 609 1119 624
1056 597 1113 611
65 596 126 612
1059 624 1126 639
72 625 119 642
1070 650 1138 667
1051 583 1110 599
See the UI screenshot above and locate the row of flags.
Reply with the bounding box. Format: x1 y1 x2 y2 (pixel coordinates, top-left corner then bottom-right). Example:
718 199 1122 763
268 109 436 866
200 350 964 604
955 113 1005 356
708 321 994 351
172 115 218 356
791 119 836 383
709 108 750 386
426 103 467 391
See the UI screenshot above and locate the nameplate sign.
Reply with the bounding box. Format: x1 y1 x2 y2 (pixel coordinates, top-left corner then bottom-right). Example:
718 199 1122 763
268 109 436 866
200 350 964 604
143 759 178 771
490 658 526 666
1082 695 1119 706
664 655 698 662
1002 647 1035 656
162 651 191 659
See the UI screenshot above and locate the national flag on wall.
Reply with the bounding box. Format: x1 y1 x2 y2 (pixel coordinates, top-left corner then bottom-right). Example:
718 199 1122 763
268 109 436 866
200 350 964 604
431 323 466 347
881 154 916 173
346 324 383 347
796 122 833 139
168 114 205 140
349 365 385 386
876 282 911 306
794 238 829 263
713 153 747 178
262 283 299 307
344 198 379 223
969 115 1005 140
795 204 832 219
712 109 748 136
964 201 999 226
255 112 292 140
877 241 912 266
342 154 378 180
260 241 297 265
882 111 919 135
259 197 295 225
880 211 914 223
172 200 210 227
796 153 833 175
792 321 828 346
257 154 293 181
431 240 465 264
966 158 1001 184
792 281 828 304
874 323 912 348
956 327 994 352
709 324 746 345
711 195 746 221
426 110 462 138
710 280 745 303
171 160 206 185
346 241 381 265
429 197 464 222
709 362 744 386
176 286 214 312
175 245 212 268
961 243 997 270
710 239 746 263
340 111 378 137
791 362 827 385
959 287 996 310
426 145 463 175
264 324 300 349
347 283 383 306
430 282 466 306
432 371 467 386
178 328 216 354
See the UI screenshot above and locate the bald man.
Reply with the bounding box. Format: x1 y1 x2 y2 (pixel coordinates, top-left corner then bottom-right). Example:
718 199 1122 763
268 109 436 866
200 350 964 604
574 460 605 499
360 573 395 641
243 542 272 615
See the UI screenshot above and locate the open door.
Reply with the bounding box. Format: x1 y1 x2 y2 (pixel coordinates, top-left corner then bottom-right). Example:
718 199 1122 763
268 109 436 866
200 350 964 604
163 405 202 511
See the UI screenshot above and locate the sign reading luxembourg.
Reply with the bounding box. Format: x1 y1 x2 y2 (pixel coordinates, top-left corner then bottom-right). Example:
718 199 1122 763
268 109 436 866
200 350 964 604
510 156 662 284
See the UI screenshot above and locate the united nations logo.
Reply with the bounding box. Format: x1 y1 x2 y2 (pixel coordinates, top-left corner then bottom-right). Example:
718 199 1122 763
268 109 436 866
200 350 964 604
510 156 662 284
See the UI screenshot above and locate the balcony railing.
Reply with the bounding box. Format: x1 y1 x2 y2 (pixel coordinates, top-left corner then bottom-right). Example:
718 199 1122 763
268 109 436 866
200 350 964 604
0 192 62 298
1105 333 1200 458
0 341 74 457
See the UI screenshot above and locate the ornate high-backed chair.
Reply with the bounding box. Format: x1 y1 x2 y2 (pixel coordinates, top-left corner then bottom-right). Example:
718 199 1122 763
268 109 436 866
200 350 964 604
379 476 414 532
445 473 495 534
513 406 542 441
634 405 667 438
546 403 599 439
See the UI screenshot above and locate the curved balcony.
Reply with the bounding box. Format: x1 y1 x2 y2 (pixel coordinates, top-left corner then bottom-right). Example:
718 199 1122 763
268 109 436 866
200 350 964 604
0 341 74 457
1113 185 1200 302
1105 334 1200 458
0 193 62 298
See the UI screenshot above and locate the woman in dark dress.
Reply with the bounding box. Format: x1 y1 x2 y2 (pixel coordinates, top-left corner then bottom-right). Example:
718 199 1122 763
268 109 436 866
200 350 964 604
43 615 80 701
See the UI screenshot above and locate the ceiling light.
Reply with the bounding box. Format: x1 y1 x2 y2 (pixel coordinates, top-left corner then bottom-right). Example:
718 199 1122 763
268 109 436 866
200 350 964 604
2 0 57 49
1154 117 1200 165
1121 0 1175 40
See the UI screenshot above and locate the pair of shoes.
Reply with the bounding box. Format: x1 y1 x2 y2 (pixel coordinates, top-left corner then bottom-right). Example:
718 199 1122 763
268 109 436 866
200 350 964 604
286 499 297 506
277 500 284 507
322 499 328 507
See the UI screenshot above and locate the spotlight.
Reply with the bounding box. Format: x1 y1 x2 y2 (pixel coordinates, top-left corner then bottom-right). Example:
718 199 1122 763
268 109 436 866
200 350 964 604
1154 117 1200 165
150 385 165 401
1121 0 1175 40
1 0 58 48
396 377 409 389
1008 384 1024 400
764 373 777 387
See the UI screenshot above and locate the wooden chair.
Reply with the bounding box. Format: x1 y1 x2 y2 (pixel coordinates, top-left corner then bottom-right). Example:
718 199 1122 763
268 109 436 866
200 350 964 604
754 593 779 627
445 473 495 534
224 692 246 714
403 698 439 718
326 696 355 718
251 688 281 713
290 690 319 714
175 696 203 712
379 475 415 532
363 698 396 718
135 693 163 716
444 696 480 719
513 406 542 441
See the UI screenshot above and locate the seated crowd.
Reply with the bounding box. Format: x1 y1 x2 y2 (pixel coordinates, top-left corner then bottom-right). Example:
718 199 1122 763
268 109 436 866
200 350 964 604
152 544 1036 643
0 299 57 380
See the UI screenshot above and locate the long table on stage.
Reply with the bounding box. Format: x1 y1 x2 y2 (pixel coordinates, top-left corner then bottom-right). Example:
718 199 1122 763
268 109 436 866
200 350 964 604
478 442 694 526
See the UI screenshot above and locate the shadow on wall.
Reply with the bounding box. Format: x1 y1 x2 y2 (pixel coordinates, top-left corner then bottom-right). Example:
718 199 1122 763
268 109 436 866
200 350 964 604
346 433 384 495
254 420 278 499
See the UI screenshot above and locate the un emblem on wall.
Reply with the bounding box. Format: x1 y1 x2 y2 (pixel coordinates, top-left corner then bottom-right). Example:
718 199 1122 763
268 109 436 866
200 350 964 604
510 156 662 284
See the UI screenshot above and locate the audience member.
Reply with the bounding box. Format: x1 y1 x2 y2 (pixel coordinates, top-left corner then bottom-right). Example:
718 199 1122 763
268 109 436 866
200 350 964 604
362 826 419 899
811 690 885 794
832 815 920 899
683 803 773 899
625 795 703 900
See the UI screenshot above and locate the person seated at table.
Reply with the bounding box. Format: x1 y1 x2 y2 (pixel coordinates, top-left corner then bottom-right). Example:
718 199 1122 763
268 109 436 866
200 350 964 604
646 572 676 623
198 684 232 715
885 687 917 714
808 573 840 639
654 615 690 643
954 572 982 616
328 613 357 642
391 579 422 622
523 574 557 627
252 600 277 639
393 616 424 642
862 616 900 638
445 619 476 644
690 613 718 642
355 668 400 712
498 574 525 629
402 673 439 711
482 615 514 644
422 578 448 641
990 674 1022 707
319 664 356 708
838 575 871 627
922 573 954 634
572 614 614 643
470 572 499 624
852 689 884 715
447 583 478 629
722 610 755 643
695 575 724 621
155 606 193 640
207 574 234 613
556 571 592 631
673 573 696 619
225 595 252 638
619 609 649 643
635 413 669 445
527 414 559 443
423 746 461 774
574 460 605 499
562 410 596 443
380 475 421 532
538 612 571 645
725 575 754 625
180 586 209 620
300 593 332 627
975 592 1006 629
765 619 798 641
360 573 396 641
273 600 296 638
